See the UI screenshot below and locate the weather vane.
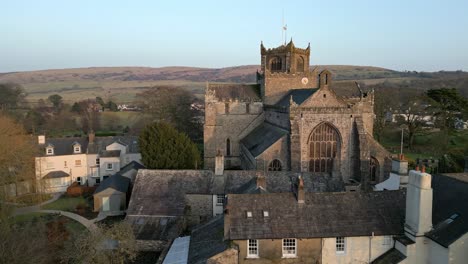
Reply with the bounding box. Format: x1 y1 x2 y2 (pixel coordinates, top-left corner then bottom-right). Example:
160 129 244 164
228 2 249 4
282 10 287 45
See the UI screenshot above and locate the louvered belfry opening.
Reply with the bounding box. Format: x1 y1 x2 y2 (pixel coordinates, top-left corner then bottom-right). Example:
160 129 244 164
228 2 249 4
309 123 339 173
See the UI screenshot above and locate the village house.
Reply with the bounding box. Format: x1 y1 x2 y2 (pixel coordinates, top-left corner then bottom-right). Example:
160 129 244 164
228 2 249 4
35 132 142 193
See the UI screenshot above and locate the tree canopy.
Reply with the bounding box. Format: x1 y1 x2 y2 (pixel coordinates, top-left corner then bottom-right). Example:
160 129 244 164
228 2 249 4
0 83 25 110
47 94 63 109
427 88 468 131
139 122 201 169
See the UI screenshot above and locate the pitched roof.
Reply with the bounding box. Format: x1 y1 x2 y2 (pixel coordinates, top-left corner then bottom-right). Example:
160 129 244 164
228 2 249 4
99 150 121 158
43 170 70 179
207 83 261 101
425 173 468 247
126 170 344 218
38 135 139 156
226 190 406 240
119 160 145 175
240 122 288 157
275 88 318 108
188 216 228 264
371 248 406 264
95 174 130 194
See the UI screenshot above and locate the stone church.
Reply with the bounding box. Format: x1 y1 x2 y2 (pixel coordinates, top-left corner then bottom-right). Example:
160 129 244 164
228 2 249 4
204 40 391 187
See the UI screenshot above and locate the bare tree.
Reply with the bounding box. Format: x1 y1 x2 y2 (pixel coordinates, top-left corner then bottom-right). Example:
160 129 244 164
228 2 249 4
61 222 137 264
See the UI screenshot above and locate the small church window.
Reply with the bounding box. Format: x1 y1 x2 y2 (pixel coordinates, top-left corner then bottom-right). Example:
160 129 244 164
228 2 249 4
268 159 282 171
270 56 282 72
226 138 231 156
225 103 229 114
246 103 250 114
325 74 329 85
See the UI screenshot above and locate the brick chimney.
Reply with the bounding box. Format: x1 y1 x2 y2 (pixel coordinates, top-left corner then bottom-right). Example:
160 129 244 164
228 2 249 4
88 130 95 144
38 135 46 145
297 176 305 204
215 150 224 176
405 170 433 236
256 171 266 190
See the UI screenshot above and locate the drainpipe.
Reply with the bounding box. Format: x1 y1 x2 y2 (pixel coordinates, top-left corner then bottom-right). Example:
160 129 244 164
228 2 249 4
369 232 374 263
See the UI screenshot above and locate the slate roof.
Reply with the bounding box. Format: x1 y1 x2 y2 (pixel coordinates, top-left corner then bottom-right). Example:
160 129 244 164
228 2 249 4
95 174 130 194
99 150 121 158
39 137 88 156
371 248 406 264
43 170 70 179
119 160 145 175
127 170 344 218
188 216 228 264
425 173 468 247
226 190 406 240
207 83 261 101
240 122 288 157
275 88 318 108
38 136 139 156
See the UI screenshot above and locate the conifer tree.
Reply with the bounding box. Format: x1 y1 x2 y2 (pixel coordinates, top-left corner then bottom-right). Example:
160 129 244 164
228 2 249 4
139 122 201 169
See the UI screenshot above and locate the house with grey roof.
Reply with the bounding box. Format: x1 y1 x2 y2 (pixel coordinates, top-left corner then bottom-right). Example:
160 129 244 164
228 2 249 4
35 132 141 193
93 174 130 215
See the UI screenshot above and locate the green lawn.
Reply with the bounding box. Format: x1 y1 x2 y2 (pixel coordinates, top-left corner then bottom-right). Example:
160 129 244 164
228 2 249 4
42 195 88 211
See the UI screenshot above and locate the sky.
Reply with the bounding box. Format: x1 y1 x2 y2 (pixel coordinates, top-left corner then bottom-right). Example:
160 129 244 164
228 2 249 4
1 0 468 72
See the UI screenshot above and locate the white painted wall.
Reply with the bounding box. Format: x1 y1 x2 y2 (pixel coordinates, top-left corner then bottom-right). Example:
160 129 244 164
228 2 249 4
448 232 468 264
35 154 88 183
321 236 393 264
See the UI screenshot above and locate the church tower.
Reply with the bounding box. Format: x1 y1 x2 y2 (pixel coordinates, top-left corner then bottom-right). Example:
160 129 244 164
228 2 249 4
257 40 318 105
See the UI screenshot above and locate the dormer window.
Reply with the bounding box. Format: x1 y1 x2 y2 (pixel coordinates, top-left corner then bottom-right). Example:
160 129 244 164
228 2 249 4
246 211 252 218
46 147 54 155
263 211 269 217
73 143 81 154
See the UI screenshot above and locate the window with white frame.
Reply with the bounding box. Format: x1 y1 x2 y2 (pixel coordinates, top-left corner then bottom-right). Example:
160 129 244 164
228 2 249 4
383 236 392 246
75 160 82 167
247 239 258 258
106 163 113 170
74 146 81 153
336 237 346 253
46 162 54 169
46 147 54 155
282 238 297 257
216 194 224 205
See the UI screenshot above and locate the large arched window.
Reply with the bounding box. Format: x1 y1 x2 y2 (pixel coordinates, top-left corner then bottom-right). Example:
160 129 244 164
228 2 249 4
268 159 282 171
309 123 340 173
270 57 282 72
296 57 304 72
370 157 379 182
226 138 231 156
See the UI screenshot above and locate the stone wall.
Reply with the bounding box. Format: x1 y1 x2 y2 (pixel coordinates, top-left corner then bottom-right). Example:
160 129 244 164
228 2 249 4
234 238 321 264
208 248 238 264
255 135 290 171
204 94 264 169
186 194 213 225
262 71 317 105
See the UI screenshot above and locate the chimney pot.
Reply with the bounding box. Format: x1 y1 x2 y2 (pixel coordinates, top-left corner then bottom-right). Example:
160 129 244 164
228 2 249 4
38 135 46 144
88 130 95 144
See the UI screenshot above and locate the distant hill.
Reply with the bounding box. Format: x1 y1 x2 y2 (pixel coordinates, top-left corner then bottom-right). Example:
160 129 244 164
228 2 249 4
1 65 467 102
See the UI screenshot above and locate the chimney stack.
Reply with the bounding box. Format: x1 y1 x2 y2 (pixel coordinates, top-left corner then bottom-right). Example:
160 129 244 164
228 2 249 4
405 170 433 236
88 130 95 144
215 150 224 176
256 172 266 190
297 176 305 204
38 135 46 145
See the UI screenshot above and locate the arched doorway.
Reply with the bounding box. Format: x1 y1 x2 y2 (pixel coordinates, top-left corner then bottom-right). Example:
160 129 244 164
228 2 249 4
308 123 340 173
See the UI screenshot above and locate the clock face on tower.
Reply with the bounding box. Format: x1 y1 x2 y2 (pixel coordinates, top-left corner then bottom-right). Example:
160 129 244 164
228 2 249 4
301 77 309 85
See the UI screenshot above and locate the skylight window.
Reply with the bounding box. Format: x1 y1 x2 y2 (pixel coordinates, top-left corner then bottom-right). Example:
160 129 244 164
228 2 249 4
246 211 252 218
263 211 269 217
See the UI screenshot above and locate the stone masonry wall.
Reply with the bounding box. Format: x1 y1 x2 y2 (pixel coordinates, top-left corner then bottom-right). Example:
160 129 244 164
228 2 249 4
204 94 263 169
